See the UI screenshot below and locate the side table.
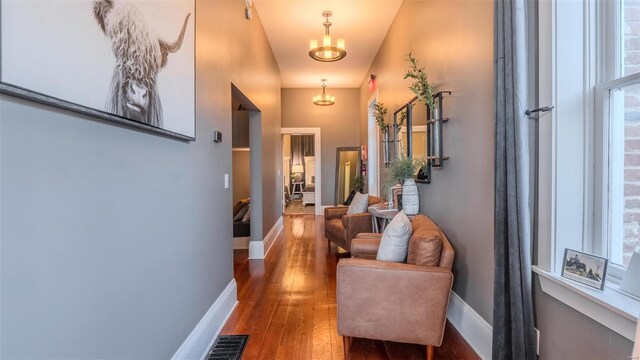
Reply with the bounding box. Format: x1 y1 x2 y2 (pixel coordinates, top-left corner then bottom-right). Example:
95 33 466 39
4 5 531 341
368 205 399 233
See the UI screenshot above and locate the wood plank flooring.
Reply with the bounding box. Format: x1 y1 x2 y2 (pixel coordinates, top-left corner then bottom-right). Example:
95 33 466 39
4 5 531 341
221 215 480 360
284 200 316 215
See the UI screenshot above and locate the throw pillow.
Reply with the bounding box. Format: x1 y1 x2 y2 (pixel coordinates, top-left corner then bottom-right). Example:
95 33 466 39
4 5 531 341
347 192 369 214
241 206 251 222
233 203 249 221
376 210 413 262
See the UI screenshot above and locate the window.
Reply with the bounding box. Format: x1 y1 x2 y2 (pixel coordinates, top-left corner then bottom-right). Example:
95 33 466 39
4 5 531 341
537 0 638 283
535 0 639 339
597 0 640 279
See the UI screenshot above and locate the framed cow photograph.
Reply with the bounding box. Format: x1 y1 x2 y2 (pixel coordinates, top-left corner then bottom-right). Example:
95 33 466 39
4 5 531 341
0 0 195 140
561 248 609 291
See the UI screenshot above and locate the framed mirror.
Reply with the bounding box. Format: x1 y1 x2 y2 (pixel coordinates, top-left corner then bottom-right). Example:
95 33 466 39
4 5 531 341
394 101 428 161
334 147 362 205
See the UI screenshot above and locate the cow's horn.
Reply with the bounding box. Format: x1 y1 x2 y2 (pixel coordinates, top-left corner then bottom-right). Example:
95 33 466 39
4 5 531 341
160 13 191 54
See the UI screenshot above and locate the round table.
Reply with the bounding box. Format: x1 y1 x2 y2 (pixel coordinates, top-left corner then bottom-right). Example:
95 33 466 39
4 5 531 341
368 205 399 233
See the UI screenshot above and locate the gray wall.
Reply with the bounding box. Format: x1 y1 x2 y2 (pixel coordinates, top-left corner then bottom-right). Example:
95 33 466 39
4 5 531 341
534 280 633 359
232 110 250 149
360 0 495 323
0 1 281 358
281 88 361 205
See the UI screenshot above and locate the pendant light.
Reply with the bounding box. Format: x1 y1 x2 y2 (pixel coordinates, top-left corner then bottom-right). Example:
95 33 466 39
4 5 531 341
309 11 346 62
313 79 335 106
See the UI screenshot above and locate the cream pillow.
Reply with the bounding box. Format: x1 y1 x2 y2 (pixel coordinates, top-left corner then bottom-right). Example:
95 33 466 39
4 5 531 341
376 211 413 262
347 192 369 214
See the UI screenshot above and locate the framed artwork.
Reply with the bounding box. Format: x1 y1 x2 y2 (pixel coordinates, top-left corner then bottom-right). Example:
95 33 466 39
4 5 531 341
561 248 608 291
0 0 196 140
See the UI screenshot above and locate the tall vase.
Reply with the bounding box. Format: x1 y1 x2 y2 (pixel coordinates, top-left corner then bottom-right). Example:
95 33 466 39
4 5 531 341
402 178 419 215
383 131 390 165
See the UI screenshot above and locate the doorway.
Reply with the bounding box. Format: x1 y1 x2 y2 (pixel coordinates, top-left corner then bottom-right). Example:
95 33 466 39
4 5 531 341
281 128 322 215
230 84 263 261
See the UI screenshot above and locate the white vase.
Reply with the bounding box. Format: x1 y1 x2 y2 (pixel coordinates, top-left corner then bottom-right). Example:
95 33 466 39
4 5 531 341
402 178 419 215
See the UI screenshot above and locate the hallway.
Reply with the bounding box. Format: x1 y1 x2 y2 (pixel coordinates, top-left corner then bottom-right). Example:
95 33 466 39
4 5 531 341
221 215 479 359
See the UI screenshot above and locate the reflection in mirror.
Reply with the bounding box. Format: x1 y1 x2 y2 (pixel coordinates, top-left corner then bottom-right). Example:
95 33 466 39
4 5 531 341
395 102 428 161
335 147 362 205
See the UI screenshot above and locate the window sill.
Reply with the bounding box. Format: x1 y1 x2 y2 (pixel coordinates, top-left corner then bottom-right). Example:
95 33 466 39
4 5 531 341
532 265 639 341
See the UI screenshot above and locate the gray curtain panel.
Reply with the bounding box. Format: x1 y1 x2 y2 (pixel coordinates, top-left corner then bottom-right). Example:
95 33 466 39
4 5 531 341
493 0 536 359
290 135 315 187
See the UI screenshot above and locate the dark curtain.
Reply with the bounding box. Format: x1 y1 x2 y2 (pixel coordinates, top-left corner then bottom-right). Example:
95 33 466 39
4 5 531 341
493 0 536 359
290 135 314 188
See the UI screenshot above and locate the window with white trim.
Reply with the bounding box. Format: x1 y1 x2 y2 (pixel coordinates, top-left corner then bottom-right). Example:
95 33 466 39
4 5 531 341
538 0 639 284
596 0 640 280
536 0 639 339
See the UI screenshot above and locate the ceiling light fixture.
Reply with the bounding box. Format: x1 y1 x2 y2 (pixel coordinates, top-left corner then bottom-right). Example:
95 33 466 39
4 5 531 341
309 11 346 62
313 79 335 106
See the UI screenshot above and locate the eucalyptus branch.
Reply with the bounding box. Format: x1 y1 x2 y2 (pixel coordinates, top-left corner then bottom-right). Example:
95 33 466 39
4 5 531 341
374 102 389 134
396 109 406 134
403 51 436 111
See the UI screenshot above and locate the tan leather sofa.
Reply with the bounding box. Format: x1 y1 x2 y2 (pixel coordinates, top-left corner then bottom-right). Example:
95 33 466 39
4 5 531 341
324 196 385 252
336 215 455 360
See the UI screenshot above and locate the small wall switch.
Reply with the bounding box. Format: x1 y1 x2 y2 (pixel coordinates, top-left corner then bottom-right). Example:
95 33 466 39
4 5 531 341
213 130 222 143
224 174 229 189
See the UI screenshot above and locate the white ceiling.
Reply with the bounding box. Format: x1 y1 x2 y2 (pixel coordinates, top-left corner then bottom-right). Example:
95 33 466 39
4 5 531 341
253 0 402 88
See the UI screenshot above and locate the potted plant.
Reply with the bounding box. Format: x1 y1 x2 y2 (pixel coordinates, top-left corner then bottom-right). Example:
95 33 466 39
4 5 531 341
404 51 438 118
384 156 425 215
351 175 365 193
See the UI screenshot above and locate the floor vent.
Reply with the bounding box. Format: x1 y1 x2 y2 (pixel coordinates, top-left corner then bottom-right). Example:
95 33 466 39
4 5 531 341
207 335 249 360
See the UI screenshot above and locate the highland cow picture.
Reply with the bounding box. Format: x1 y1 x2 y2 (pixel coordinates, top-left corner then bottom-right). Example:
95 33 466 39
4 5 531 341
0 0 195 140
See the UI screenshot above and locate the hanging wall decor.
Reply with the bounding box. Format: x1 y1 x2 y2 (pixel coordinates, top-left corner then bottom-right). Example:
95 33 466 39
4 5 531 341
0 0 196 140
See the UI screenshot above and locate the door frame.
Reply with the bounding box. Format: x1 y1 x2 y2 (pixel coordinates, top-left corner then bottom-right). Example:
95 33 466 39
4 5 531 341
281 127 322 215
367 90 380 196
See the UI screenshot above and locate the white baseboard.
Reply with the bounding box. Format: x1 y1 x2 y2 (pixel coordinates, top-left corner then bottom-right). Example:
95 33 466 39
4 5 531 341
263 216 283 258
248 216 283 259
248 240 264 259
233 237 250 250
447 291 492 360
171 279 238 360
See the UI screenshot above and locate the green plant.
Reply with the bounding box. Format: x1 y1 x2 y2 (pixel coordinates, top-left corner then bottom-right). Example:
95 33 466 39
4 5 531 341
351 175 365 192
396 109 406 134
374 102 389 134
382 156 426 196
404 51 436 111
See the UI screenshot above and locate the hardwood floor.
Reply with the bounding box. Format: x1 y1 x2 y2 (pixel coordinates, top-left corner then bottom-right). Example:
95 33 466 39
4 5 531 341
284 200 316 215
221 215 480 360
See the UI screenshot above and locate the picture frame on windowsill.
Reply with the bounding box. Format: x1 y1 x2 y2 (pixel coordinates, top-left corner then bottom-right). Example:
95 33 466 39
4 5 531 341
561 248 609 291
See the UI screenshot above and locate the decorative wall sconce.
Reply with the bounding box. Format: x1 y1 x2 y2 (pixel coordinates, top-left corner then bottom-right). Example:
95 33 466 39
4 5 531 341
309 11 346 62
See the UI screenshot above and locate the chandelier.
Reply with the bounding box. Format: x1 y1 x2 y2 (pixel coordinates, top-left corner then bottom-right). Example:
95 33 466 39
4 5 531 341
313 79 335 106
309 11 346 62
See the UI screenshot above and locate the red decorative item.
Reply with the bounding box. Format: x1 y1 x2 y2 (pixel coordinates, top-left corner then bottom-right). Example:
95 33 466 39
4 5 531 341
368 74 376 92
361 145 368 161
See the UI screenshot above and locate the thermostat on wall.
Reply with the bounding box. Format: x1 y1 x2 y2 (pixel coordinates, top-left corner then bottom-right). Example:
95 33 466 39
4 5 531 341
213 130 222 143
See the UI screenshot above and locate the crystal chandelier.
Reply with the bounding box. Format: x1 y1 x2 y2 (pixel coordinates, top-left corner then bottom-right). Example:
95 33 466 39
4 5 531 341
313 79 335 106
309 11 346 62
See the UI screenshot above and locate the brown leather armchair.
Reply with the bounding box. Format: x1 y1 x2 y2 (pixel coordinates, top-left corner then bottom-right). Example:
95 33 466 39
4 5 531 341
324 196 384 252
336 215 455 360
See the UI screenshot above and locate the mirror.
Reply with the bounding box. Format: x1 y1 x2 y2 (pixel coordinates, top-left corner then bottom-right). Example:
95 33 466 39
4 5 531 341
335 147 362 205
394 102 428 161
